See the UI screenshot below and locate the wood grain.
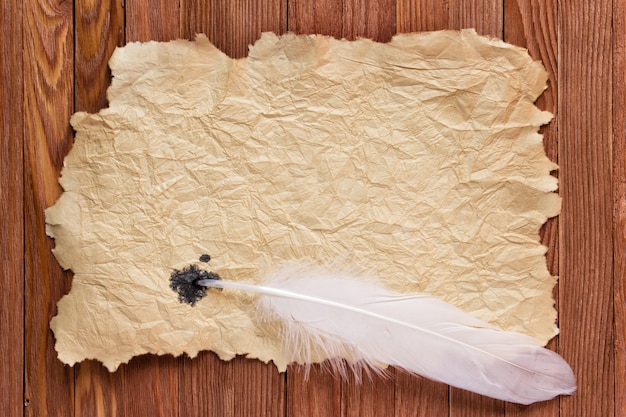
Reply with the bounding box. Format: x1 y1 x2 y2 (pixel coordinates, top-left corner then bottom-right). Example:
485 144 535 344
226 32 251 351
450 391 504 417
445 2 506 415
288 0 345 38
113 3 183 417
449 0 503 38
395 3 458 416
7 1 624 416
75 361 123 417
613 0 626 415
126 0 180 42
342 0 396 42
287 365 342 417
558 1 615 416
180 0 287 59
1 0 24 415
396 0 449 32
289 0 396 41
180 353 235 417
177 3 288 417
286 3 397 415
73 1 126 416
123 356 179 417
503 4 561 417
233 357 285 417
502 0 559 275
335 0 398 407
394 371 449 417
341 372 395 417
23 0 75 416
75 0 124 111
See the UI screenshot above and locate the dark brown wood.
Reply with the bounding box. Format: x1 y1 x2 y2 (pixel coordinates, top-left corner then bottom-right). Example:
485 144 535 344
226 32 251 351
396 0 449 32
123 356 179 417
178 3 288 417
395 372 449 417
75 0 125 111
180 0 287 59
1 0 24 415
449 0 503 38
394 3 456 416
503 4 560 417
233 357 285 417
558 1 615 416
286 3 397 415
75 361 124 417
73 1 126 416
445 2 505 415
288 0 345 38
341 372 395 417
614 1 626 416
450 391 504 417
180 353 236 417
289 0 395 42
116 3 183 417
126 0 180 42
7 1 624 416
287 365 342 417
342 0 396 42
23 0 76 415
502 0 559 273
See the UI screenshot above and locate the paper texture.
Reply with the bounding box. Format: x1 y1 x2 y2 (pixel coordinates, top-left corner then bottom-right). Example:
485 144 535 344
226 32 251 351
47 30 560 371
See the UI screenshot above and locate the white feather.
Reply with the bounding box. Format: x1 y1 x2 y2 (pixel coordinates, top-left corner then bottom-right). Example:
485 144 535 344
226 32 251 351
199 264 575 405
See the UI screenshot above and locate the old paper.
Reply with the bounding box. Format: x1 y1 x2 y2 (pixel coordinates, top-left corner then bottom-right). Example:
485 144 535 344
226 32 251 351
47 30 560 371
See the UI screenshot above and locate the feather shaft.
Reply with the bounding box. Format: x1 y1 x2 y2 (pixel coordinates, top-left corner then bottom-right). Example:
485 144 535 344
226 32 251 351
198 266 576 404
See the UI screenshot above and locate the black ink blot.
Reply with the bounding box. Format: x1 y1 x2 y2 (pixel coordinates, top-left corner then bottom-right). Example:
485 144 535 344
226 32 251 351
170 265 221 306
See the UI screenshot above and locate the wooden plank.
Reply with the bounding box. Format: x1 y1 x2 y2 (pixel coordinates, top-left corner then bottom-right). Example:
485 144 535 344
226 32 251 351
178 3 287 416
448 0 503 38
0 0 24 416
614 0 626 416
289 0 395 41
126 0 180 42
180 353 235 417
558 1 615 416
23 0 76 415
394 3 453 414
75 0 124 111
395 371 449 417
336 4 396 416
288 0 344 38
396 0 449 32
286 3 396 416
503 4 560 417
444 2 505 415
75 361 124 417
73 1 126 416
119 3 182 417
396 0 503 38
123 356 179 416
180 0 287 58
342 372 395 417
233 357 285 417
342 0 396 42
394 2 454 415
287 365 341 417
288 0 396 42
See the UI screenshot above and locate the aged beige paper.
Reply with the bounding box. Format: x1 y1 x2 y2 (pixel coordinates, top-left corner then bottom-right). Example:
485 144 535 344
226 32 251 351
47 30 560 371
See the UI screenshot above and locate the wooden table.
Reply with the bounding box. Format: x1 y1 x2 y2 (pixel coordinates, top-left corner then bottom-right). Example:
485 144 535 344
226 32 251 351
2 1 623 416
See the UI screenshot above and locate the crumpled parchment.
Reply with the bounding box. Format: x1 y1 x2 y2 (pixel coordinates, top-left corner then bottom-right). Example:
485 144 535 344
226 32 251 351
46 30 560 372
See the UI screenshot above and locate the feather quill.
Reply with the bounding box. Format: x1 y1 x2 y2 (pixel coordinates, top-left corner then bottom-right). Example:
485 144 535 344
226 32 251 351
198 264 575 405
